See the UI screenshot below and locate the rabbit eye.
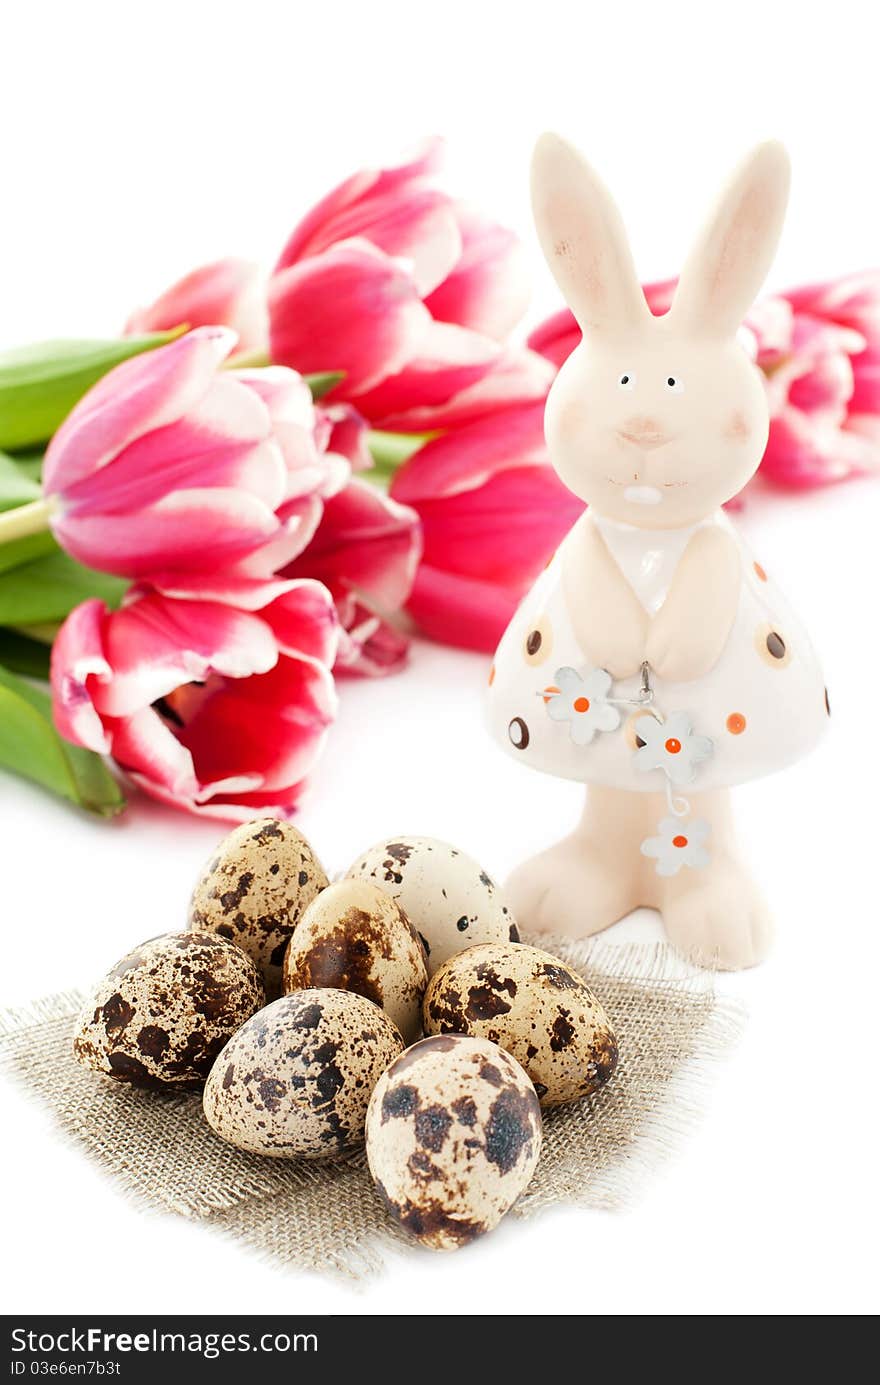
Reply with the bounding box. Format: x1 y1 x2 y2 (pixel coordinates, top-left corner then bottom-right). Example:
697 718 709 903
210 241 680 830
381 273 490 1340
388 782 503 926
618 372 636 390
666 375 684 393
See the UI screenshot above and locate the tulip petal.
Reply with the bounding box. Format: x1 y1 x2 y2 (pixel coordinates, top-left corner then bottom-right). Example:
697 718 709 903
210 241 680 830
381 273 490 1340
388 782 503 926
108 707 201 801
89 593 279 717
406 565 523 653
43 327 237 494
283 477 421 611
268 240 430 396
348 320 500 424
391 402 548 504
417 464 582 583
318 403 372 477
53 486 283 578
50 599 113 752
125 258 267 352
175 656 336 795
374 347 553 433
425 209 530 340
259 579 340 667
276 138 446 272
334 594 411 677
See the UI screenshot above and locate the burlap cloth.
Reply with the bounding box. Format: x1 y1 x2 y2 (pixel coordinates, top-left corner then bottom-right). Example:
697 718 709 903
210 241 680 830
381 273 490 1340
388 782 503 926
0 939 744 1278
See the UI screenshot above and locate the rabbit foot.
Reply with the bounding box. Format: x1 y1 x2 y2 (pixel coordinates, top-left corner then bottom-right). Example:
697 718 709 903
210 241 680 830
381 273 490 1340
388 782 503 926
506 835 639 940
660 853 773 970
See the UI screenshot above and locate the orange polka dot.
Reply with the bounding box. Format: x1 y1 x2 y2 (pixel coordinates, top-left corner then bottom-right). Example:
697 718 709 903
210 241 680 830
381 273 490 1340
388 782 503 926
754 561 768 582
573 696 591 713
672 835 688 849
488 663 496 686
664 737 682 754
542 684 560 703
726 712 746 735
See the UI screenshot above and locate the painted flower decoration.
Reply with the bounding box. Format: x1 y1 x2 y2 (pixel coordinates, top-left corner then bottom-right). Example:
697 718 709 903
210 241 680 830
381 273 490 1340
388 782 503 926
544 666 620 745
640 816 711 877
632 710 713 785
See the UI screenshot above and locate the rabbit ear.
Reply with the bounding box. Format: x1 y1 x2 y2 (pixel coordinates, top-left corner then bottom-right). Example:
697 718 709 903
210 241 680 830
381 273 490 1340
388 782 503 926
670 141 791 337
531 133 649 333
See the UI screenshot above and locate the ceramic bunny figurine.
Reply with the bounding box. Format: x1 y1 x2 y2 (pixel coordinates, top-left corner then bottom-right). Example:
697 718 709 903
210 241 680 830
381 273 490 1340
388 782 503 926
488 134 828 970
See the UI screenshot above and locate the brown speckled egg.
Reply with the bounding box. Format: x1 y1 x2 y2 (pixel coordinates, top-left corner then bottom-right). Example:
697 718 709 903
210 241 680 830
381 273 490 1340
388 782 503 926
73 932 265 1090
203 989 403 1159
282 879 428 1044
345 836 518 977
422 942 618 1107
366 1034 542 1251
188 817 329 996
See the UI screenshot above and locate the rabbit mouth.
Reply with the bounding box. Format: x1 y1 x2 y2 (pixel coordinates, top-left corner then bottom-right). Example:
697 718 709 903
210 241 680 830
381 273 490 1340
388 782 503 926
618 430 672 450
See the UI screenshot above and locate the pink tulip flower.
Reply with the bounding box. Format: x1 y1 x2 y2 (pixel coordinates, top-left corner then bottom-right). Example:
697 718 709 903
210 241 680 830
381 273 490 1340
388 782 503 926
42 327 325 592
755 273 880 487
391 400 582 652
125 258 266 354
281 476 422 676
51 583 338 820
268 141 529 427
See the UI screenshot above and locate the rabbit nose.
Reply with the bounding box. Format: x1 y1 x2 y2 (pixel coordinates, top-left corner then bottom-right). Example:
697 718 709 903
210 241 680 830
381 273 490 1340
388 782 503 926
619 417 667 448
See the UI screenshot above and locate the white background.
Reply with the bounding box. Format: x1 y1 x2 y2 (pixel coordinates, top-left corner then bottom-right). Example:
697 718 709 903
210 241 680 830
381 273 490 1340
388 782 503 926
1 0 878 1317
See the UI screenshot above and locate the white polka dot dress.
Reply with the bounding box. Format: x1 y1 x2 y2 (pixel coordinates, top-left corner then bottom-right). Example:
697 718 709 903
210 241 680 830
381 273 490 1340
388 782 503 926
487 512 828 794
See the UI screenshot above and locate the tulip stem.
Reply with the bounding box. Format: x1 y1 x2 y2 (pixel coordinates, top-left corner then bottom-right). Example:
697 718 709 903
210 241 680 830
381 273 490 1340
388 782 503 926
0 495 57 545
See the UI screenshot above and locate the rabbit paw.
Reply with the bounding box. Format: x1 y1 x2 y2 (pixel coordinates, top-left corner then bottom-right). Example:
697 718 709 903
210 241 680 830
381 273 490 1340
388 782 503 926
660 853 772 970
506 835 639 939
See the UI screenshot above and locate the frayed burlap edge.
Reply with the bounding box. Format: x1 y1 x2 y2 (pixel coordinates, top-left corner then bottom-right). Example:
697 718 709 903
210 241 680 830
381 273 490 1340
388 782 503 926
0 939 746 1280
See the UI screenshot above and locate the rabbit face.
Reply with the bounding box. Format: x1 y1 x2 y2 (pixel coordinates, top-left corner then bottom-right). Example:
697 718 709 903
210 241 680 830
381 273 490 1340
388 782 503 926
545 321 769 527
532 134 790 529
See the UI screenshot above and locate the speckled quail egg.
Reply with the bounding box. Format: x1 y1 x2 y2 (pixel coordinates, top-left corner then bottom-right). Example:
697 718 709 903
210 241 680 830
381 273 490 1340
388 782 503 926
366 1034 542 1251
282 879 428 1044
188 817 329 996
203 989 404 1158
422 942 618 1107
73 932 265 1090
345 836 518 977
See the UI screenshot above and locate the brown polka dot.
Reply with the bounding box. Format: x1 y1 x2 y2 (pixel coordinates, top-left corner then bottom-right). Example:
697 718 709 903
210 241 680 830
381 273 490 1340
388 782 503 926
523 617 553 667
508 717 529 750
726 712 747 735
824 687 831 717
755 621 792 668
754 561 768 582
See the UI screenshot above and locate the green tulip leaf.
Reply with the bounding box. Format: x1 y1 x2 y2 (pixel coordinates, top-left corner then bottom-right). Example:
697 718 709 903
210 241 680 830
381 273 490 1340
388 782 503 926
304 370 345 400
7 450 44 484
0 551 127 624
0 663 125 817
0 451 42 512
0 328 185 452
0 629 51 679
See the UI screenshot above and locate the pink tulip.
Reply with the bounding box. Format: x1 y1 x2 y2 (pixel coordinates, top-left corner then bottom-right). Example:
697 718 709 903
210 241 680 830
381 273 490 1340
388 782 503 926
51 583 338 820
391 401 582 652
125 258 267 354
754 272 880 487
42 327 327 592
281 476 422 676
268 141 529 427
